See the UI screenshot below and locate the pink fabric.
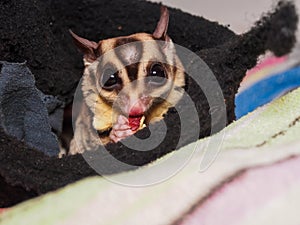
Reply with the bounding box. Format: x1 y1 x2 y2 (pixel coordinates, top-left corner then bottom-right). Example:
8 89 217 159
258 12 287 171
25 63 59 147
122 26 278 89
0 208 7 214
179 156 300 225
245 56 287 78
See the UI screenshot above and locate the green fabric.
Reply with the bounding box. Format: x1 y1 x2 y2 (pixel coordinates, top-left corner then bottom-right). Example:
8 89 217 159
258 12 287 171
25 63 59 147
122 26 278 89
1 88 300 225
221 88 300 150
0 179 105 225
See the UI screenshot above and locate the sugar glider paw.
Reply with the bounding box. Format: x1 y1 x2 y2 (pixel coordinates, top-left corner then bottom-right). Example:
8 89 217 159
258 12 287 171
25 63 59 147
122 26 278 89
109 115 135 143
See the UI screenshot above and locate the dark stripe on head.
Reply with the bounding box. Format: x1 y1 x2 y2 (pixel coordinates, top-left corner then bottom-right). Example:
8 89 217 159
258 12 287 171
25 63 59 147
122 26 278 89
114 37 140 48
172 54 177 76
125 63 140 82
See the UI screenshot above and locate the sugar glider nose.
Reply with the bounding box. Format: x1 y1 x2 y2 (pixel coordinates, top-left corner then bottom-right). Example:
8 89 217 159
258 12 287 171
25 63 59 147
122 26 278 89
129 96 151 116
129 100 146 116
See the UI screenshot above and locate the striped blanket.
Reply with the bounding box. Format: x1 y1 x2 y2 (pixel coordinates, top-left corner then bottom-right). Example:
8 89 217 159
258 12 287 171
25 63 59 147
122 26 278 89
1 74 300 225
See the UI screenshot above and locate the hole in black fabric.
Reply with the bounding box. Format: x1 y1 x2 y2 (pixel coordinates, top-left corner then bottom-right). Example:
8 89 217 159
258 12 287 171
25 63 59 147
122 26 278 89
60 103 74 151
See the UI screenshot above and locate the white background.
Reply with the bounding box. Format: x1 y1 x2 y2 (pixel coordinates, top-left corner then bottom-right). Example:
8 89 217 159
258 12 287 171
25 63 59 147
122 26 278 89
150 0 300 35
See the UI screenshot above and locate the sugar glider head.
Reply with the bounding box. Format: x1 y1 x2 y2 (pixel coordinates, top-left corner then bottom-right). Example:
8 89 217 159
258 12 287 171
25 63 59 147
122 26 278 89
70 6 185 134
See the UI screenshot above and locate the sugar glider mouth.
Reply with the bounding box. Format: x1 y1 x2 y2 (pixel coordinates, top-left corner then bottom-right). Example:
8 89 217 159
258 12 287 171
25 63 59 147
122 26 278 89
128 114 145 131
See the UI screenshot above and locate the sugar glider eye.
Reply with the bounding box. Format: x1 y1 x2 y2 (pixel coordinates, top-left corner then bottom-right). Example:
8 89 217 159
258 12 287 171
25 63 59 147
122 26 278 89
148 63 167 85
100 69 121 90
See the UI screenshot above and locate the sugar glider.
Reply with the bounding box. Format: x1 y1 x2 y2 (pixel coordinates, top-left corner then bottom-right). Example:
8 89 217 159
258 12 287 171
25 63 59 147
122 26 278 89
69 6 185 154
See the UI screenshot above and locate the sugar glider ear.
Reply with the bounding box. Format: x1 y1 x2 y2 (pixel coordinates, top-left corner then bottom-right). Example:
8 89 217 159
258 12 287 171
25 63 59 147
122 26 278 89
69 30 99 64
153 6 170 41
